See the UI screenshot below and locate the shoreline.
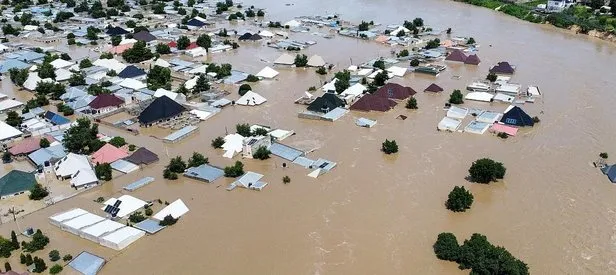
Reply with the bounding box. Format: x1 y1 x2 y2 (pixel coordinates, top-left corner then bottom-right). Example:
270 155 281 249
453 0 616 44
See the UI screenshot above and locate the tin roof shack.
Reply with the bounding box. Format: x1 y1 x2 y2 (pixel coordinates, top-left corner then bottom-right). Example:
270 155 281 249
230 172 268 191
0 170 36 200
184 164 224 183
243 135 272 159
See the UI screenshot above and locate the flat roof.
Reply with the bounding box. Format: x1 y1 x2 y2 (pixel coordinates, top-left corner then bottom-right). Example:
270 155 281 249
69 251 105 275
163 125 199 142
123 177 155 191
134 219 166 234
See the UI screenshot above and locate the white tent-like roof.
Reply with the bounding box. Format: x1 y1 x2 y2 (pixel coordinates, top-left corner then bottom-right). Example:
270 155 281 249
154 58 171 68
255 66 279 79
322 79 337 92
357 68 373 76
465 92 494 102
102 195 147 219
54 153 91 178
0 99 23 112
49 208 88 227
222 133 244 158
50 59 74 69
390 26 410 36
273 53 294 65
188 65 207 74
284 20 301 28
80 219 125 242
99 226 145 250
190 109 213 120
307 55 326 67
446 106 469 120
386 66 407 77
70 168 98 188
61 213 105 235
184 76 198 90
55 68 73 82
438 117 462 132
93 58 127 73
120 38 138 45
236 91 267 106
341 83 366 98
153 199 189 220
186 47 207 57
154 88 186 102
119 78 147 90
259 30 274 37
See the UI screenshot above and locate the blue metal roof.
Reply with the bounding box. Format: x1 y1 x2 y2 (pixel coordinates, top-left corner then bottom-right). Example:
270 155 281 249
69 252 105 275
118 65 146 79
269 143 304 162
28 144 67 167
184 164 224 183
123 177 155 191
44 111 71 125
0 59 31 73
134 219 166 234
163 125 198 142
11 50 45 62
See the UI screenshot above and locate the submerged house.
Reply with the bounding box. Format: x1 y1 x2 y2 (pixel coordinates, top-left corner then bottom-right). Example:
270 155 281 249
307 93 346 113
374 83 416 100
138 95 187 126
242 135 272 159
489 61 515 74
464 54 481 65
350 94 397 112
0 170 37 200
424 83 444 93
445 49 467 63
500 106 534 127
87 94 125 115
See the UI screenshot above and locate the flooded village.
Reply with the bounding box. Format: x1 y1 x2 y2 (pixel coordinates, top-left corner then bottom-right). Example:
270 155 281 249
0 0 614 274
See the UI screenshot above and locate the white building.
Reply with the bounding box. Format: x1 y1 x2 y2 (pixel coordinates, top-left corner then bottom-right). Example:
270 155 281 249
242 135 272 159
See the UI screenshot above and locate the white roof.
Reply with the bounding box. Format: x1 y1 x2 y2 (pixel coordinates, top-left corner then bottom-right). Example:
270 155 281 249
446 106 469 120
194 16 207 23
153 199 189 220
23 72 53 91
189 109 213 120
259 30 274 37
386 66 407 77
438 117 462 131
49 208 88 223
184 76 198 90
476 111 502 124
0 121 22 141
93 58 127 73
154 58 171 68
390 26 411 36
120 38 137 45
0 44 9 51
368 69 394 79
0 99 23 111
357 68 373 76
70 168 98 187
0 93 6 100
110 159 139 174
100 226 144 245
307 55 325 67
273 53 294 65
341 83 366 97
255 66 279 79
80 219 125 238
269 129 293 141
102 195 147 219
236 91 267 106
222 133 244 158
154 89 185 102
284 19 301 27
493 93 515 103
496 83 521 95
55 153 91 177
62 213 105 230
188 65 207 74
55 68 72 82
186 47 207 57
347 65 358 71
465 92 494 102
322 79 337 92
119 78 146 90
50 59 74 69
527 86 541 97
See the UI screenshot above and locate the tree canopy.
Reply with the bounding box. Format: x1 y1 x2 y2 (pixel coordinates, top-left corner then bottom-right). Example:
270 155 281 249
187 152 208 167
122 41 153 63
5 111 22 127
252 146 271 160
449 89 464 104
196 34 211 49
382 139 398 154
445 186 474 212
405 97 418 109
62 118 99 154
294 54 308 67
468 158 506 183
236 123 251 137
334 70 351 94
224 161 244 177
177 36 190 50
147 65 171 90
8 68 28 86
29 184 49 201
211 136 225 148
38 62 55 79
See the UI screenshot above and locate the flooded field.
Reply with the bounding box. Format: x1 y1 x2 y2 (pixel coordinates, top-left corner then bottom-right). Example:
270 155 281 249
1 0 616 274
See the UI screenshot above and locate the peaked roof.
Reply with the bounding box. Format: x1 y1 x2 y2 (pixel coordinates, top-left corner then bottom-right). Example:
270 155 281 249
9 136 54 155
464 54 481 65
445 49 467 62
274 53 294 65
186 18 206 27
0 170 36 197
374 83 416 100
118 65 146 78
307 55 326 67
89 94 124 109
133 31 157 42
91 143 129 164
489 61 515 74
249 34 262 41
124 147 159 165
138 95 187 124
424 83 443 92
350 94 397 112
238 32 253 40
106 26 129 36
307 93 345 113
500 106 534 127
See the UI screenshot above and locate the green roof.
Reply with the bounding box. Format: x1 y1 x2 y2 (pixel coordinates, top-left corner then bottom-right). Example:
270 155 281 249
0 170 37 197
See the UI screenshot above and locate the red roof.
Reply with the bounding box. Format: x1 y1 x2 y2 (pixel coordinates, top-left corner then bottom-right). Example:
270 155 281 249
350 94 397 112
424 83 443 93
9 136 54 155
374 83 416 100
91 143 129 164
186 42 198 50
168 41 177 47
445 49 467 62
464 54 481 65
89 94 124 109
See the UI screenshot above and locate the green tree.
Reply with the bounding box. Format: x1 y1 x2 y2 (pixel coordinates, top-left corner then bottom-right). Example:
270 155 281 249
20 253 26 264
49 264 63 275
2 152 11 163
153 3 165 14
111 35 121 46
410 59 420 67
147 65 171 90
2 25 19 36
25 254 33 266
100 52 113 59
22 230 49 252
192 74 210 94
425 38 440 49
167 156 186 173
29 184 49 200
600 152 609 159
252 146 271 160
251 127 269 137
35 82 65 100
236 123 251 137
39 138 50 148
334 70 351 94
448 89 464 104
486 72 497 82
5 111 22 127
294 54 308 67
68 73 86 86
211 137 225 148
282 176 291 184
33 256 47 272
62 254 72 262
257 9 264 16
246 74 259 82
224 161 244 177
468 158 506 183
128 211 146 223
176 35 190 50
187 152 208 167
196 34 211 49
316 67 327 75
10 231 18 250
433 232 460 261
358 21 370 31
38 62 56 79
159 214 178 226
245 9 255 17
373 60 386 70
48 250 60 261
405 97 418 109
8 68 28 86
94 163 112 181
4 262 10 271
382 139 398 154
145 207 153 216
397 49 409 57
108 136 126 147
373 71 388 86
156 43 171 54
413 17 424 27
445 186 474 212
466 37 475 45
79 58 92 69
63 118 99 154
238 84 251 96
122 41 153 63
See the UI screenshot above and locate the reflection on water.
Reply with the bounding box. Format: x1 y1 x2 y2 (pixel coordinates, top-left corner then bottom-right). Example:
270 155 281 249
1 0 616 274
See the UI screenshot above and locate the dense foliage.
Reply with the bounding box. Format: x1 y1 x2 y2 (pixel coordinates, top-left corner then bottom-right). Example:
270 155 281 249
224 161 244 177
405 97 418 109
468 158 506 183
445 186 474 212
29 184 49 201
252 146 271 160
449 89 464 104
382 139 398 154
211 136 225 148
122 41 153 63
147 65 171 90
63 118 100 154
94 163 112 181
188 152 208 167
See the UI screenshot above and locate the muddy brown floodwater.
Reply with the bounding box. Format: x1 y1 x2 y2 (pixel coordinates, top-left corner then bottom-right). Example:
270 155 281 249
2 0 616 274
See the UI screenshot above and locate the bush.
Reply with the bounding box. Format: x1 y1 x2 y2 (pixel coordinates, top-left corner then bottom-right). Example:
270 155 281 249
163 169 178 180
32 257 46 273
211 137 225 148
449 89 464 104
62 254 72 262
486 72 497 82
49 264 63 274
188 152 208 167
398 49 409 57
433 232 460 261
410 59 420 67
282 176 291 184
466 37 475 45
236 123 251 137
22 230 49 253
252 146 271 160
238 84 252 96
95 197 104 203
159 214 178 226
145 207 153 216
468 158 506 184
128 211 146 223
48 250 60 261
532 116 540 123
382 139 398 154
445 186 473 212
108 136 126 147
497 132 509 139
224 161 244 177
316 66 327 75
294 54 308 67
405 97 418 109
167 156 186 173
4 262 10 271
29 184 49 200
600 152 609 159
94 163 112 181
245 74 259 82
128 144 136 151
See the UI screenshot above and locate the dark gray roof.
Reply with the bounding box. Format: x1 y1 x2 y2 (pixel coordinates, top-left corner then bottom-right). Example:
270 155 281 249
133 31 157 42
